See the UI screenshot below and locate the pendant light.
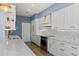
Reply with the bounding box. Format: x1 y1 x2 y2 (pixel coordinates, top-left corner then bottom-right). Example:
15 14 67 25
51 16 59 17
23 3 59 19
0 3 11 12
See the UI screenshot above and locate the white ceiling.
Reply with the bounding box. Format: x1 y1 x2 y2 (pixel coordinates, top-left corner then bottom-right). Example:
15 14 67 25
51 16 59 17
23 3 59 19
16 3 53 17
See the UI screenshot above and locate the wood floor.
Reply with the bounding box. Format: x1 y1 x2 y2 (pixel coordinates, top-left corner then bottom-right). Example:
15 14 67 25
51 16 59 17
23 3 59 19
25 42 47 56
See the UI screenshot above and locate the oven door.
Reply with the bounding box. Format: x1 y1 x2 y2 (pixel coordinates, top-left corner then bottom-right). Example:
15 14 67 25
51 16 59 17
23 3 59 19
41 36 47 51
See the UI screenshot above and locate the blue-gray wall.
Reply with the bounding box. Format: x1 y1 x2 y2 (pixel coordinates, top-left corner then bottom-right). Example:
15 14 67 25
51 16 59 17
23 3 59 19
12 16 30 38
31 3 74 20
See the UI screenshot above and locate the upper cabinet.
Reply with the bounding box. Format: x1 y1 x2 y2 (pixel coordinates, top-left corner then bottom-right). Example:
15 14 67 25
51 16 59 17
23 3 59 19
73 4 79 30
64 4 74 30
31 18 42 35
4 4 16 30
52 8 65 30
38 17 44 30
31 19 36 35
51 4 79 30
31 4 79 36
64 4 79 30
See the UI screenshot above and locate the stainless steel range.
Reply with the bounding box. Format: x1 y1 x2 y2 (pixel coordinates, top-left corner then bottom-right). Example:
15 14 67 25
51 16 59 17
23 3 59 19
41 36 47 51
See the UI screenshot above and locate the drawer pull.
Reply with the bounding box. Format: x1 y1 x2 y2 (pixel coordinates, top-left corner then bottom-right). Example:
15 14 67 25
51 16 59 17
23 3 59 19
71 53 77 56
60 49 64 51
72 46 77 49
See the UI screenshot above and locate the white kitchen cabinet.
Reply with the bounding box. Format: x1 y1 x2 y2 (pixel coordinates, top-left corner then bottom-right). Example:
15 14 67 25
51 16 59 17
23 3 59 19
31 35 41 46
31 18 43 35
37 17 45 35
47 38 52 53
64 4 74 30
50 46 66 56
31 18 42 46
31 18 39 35
53 8 65 30
48 38 68 56
52 4 79 30
52 11 58 29
64 4 79 30
38 17 43 30
60 41 79 56
73 4 79 30
48 37 79 56
31 19 36 35
48 38 59 55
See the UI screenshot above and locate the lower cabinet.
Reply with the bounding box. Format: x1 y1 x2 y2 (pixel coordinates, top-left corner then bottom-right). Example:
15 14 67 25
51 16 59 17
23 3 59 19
31 35 41 46
48 38 79 56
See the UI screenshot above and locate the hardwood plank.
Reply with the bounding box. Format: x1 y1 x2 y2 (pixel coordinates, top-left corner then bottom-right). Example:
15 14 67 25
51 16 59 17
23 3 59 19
25 42 47 56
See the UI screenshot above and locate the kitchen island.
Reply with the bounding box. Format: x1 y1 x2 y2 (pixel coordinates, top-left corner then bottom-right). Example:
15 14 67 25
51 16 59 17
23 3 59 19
0 37 35 56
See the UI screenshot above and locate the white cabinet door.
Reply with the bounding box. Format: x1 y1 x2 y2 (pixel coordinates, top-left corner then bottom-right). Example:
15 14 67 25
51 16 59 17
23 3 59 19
48 39 67 56
64 5 74 30
64 4 79 30
31 35 37 44
31 35 41 46
34 35 41 46
31 19 36 35
73 4 79 30
38 17 43 30
36 18 43 35
31 18 42 35
53 11 60 29
53 8 65 30
47 38 52 53
52 4 79 30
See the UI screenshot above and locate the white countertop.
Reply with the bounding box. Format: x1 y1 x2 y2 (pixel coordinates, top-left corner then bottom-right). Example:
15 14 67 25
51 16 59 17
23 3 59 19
0 39 35 56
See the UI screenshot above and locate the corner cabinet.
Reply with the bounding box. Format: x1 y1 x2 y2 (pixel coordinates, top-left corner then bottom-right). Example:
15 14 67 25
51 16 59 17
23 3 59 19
5 5 16 30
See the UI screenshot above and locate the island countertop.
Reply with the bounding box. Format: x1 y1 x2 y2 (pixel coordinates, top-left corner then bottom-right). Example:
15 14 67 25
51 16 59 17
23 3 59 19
0 39 35 56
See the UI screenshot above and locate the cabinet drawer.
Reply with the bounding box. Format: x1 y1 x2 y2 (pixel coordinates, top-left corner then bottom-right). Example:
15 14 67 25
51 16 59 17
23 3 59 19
70 49 79 56
49 37 73 44
51 40 74 56
71 40 79 46
59 41 79 56
49 38 79 56
63 42 79 51
51 47 66 56
58 46 72 56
